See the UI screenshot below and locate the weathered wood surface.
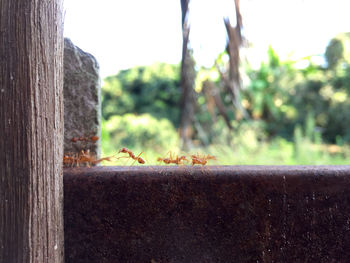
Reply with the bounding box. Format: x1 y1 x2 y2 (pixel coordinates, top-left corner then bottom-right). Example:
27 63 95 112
64 166 350 262
0 1 64 262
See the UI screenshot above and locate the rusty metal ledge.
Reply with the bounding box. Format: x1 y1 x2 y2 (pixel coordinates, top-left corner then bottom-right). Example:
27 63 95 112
64 166 350 262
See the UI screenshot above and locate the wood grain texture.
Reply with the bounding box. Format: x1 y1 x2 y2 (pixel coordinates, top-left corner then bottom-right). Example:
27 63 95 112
0 1 64 262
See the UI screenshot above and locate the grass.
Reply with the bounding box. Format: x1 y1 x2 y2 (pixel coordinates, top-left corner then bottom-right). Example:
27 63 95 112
100 137 350 166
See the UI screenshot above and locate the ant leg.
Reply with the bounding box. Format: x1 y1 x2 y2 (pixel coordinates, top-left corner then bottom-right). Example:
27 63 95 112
96 156 117 165
157 151 170 165
156 157 164 165
117 156 131 165
163 151 171 159
130 151 144 166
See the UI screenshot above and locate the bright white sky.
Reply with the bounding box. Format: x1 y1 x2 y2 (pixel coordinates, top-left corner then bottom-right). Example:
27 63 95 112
63 0 350 78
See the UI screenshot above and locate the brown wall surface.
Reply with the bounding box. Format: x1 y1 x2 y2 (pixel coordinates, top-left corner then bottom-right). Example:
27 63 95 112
64 166 350 262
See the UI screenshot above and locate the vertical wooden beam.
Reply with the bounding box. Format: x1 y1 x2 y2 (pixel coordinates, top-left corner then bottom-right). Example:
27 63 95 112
0 1 64 262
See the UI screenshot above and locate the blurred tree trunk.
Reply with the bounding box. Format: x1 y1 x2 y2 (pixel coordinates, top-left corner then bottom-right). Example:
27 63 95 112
202 80 233 131
220 0 248 120
0 0 64 262
179 0 196 150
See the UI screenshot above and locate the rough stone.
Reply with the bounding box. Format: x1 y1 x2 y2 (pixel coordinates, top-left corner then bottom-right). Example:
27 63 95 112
63 38 101 158
64 165 350 262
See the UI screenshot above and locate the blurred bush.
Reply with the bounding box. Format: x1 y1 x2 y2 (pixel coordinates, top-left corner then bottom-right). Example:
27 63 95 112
243 34 350 144
102 62 181 126
244 46 298 138
102 113 179 154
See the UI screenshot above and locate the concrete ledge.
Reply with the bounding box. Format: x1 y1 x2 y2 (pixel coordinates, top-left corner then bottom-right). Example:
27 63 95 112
64 166 350 262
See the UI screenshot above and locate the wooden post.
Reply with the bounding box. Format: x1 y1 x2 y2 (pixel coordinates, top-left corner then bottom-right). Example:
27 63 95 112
0 1 64 262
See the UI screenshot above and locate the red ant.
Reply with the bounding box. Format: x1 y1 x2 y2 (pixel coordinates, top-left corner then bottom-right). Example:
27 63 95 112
191 155 207 166
157 157 171 164
63 153 78 166
190 154 216 166
63 150 115 167
71 134 99 143
157 151 188 165
118 147 145 164
204 154 216 161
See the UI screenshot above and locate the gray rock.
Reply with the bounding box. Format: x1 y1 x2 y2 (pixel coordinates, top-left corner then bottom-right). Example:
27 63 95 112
64 38 101 160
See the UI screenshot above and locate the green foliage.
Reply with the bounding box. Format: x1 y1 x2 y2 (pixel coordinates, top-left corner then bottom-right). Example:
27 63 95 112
304 111 316 141
290 62 350 143
243 40 350 144
102 113 179 153
99 33 350 165
102 62 181 126
244 46 298 137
